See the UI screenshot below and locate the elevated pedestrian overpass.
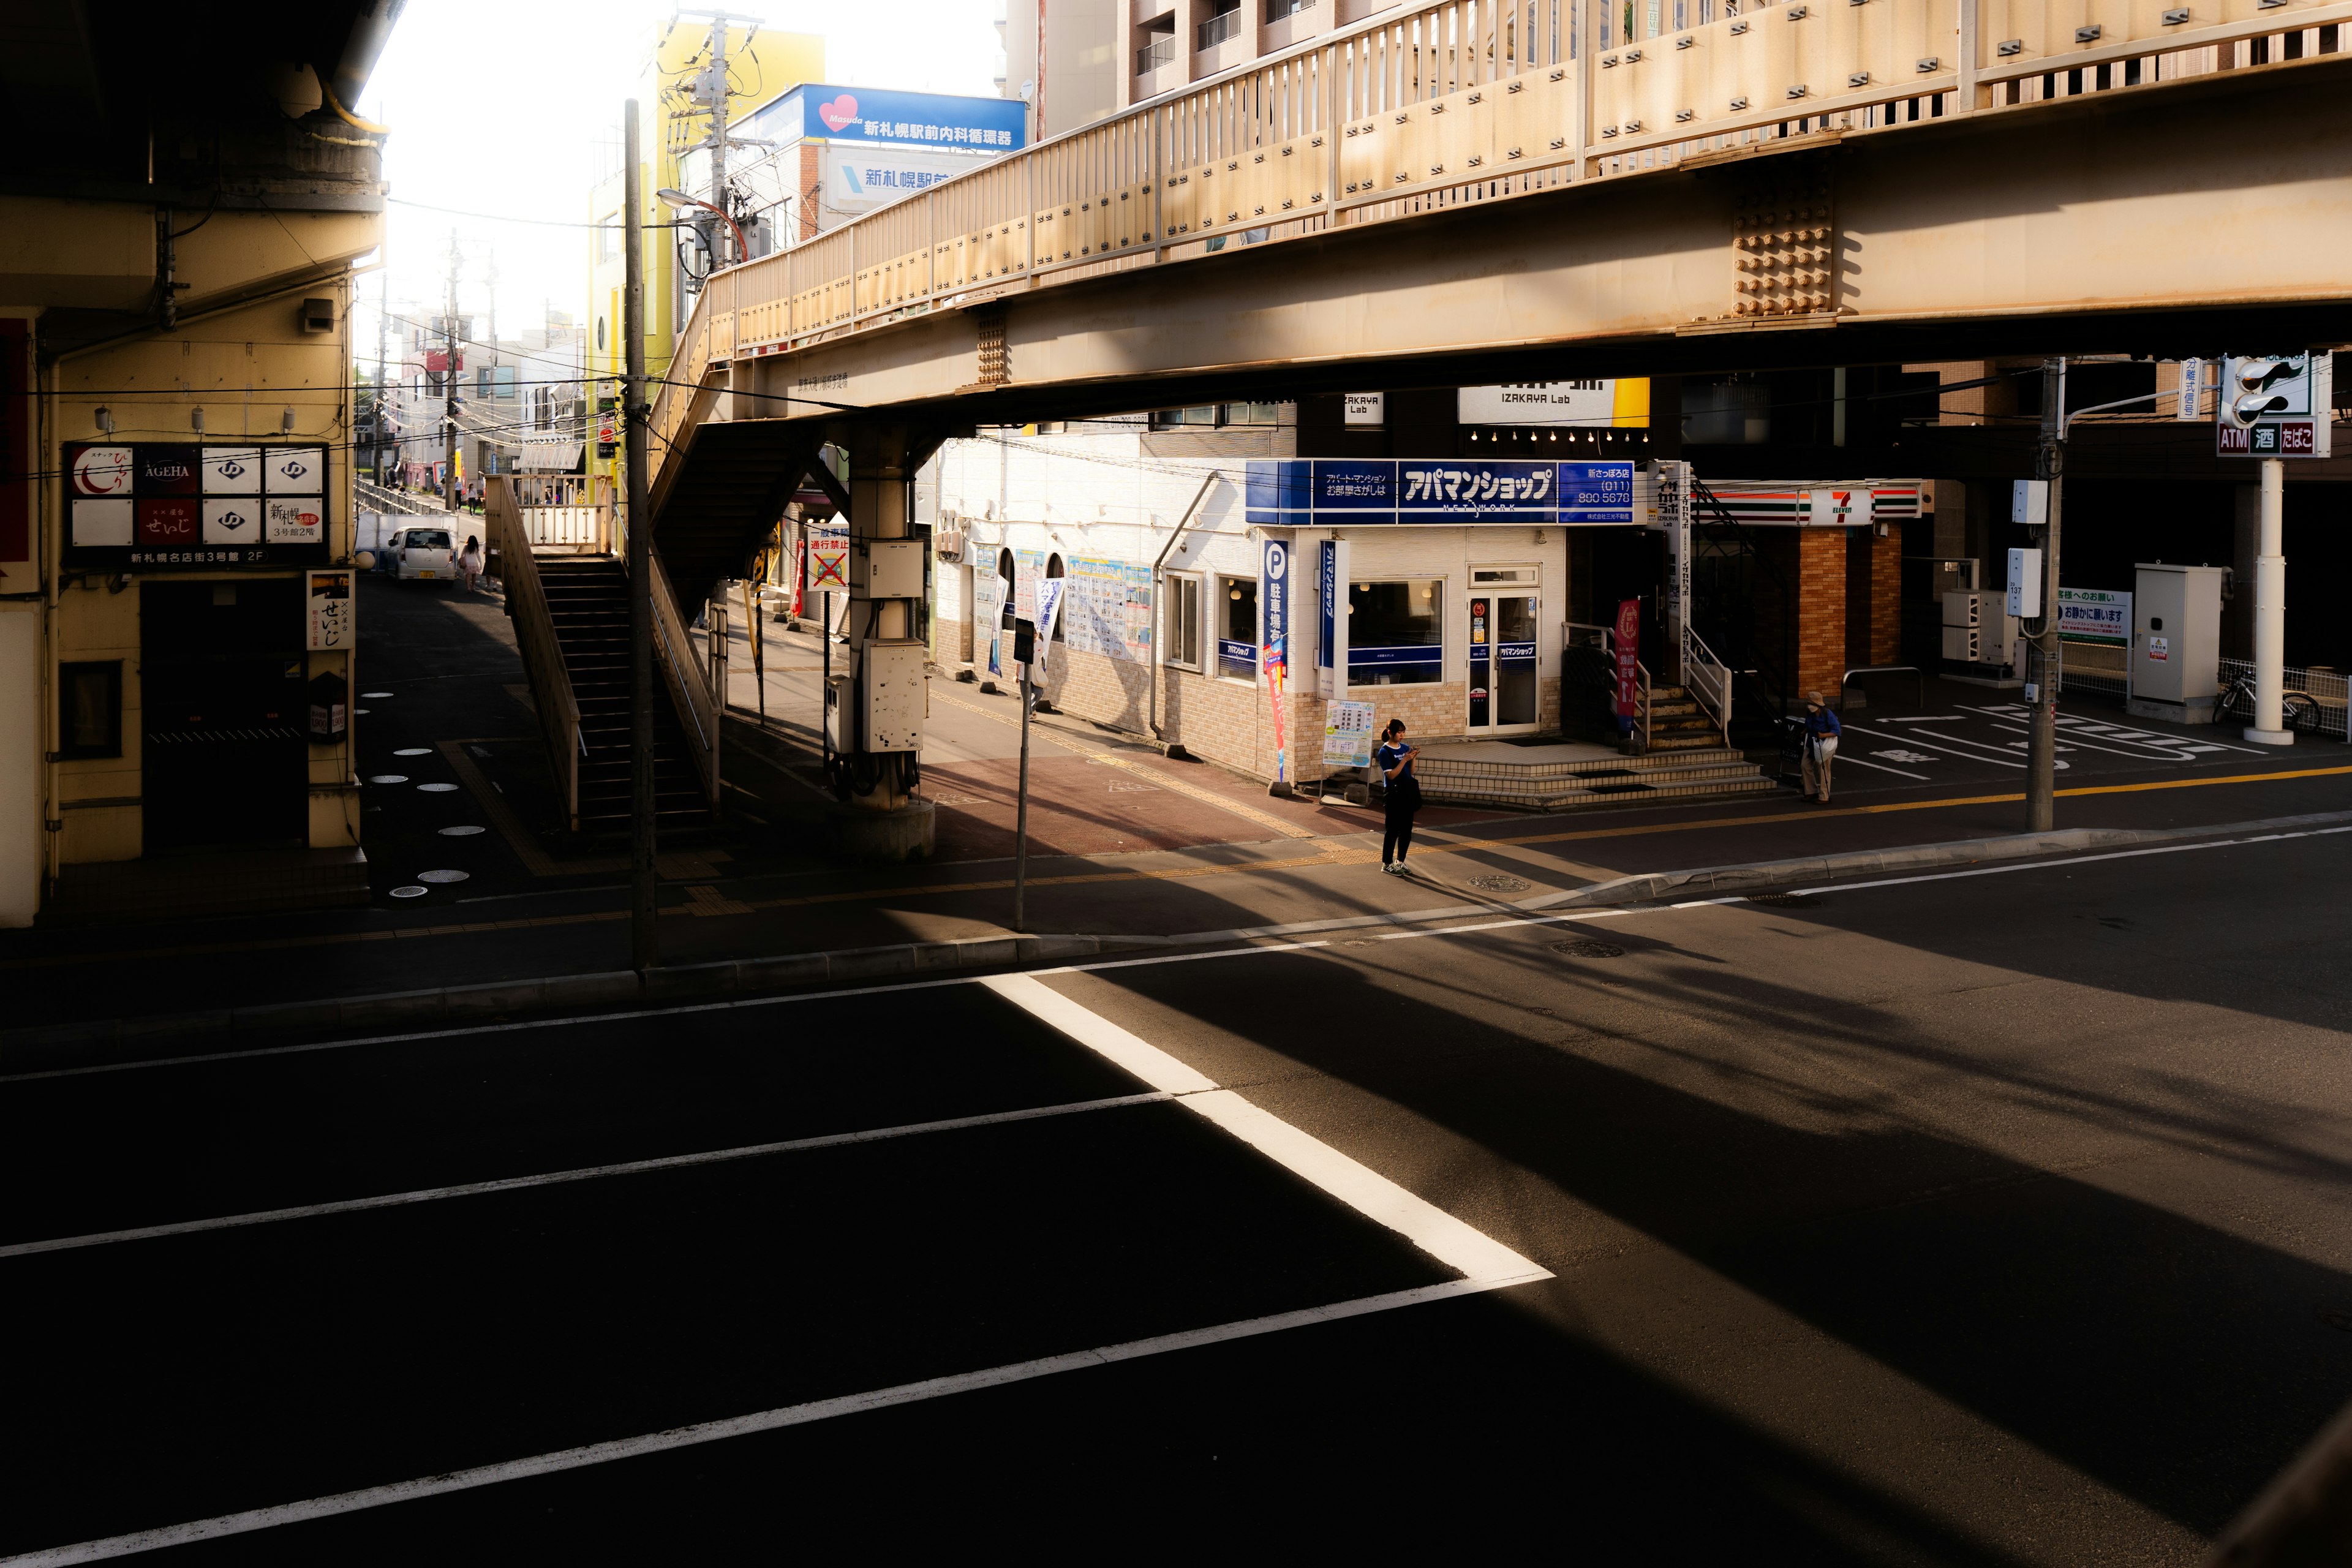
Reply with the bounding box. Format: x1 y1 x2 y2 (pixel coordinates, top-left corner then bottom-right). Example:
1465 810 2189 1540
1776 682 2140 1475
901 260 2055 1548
641 0 2351 602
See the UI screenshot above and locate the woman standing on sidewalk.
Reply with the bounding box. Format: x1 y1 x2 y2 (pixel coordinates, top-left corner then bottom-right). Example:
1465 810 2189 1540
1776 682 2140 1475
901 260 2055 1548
1376 719 1423 875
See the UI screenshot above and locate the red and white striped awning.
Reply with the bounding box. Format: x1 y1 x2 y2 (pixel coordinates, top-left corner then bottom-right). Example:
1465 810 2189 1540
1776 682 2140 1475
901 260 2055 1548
1695 481 1926 526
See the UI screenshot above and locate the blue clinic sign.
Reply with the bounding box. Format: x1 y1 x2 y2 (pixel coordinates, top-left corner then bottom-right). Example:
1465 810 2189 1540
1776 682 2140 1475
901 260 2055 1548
751 84 1028 151
1245 459 1637 526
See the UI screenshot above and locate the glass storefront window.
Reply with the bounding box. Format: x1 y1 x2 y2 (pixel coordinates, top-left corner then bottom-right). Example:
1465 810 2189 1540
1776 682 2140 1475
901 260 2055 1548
1348 579 1444 685
1218 576 1258 680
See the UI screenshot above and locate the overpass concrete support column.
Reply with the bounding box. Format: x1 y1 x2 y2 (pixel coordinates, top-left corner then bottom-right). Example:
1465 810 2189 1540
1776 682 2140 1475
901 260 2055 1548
824 424 940 860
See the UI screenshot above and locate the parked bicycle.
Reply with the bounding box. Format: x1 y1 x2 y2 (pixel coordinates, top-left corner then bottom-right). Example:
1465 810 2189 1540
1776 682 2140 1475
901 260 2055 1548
2215 668 2321 731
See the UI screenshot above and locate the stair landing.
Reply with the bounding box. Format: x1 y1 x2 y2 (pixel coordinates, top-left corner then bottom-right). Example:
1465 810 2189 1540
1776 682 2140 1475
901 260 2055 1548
1413 736 1776 813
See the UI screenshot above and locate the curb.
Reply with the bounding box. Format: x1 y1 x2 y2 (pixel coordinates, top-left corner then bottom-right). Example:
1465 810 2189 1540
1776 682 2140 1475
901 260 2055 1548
10 808 2348 1072
1518 807 2352 913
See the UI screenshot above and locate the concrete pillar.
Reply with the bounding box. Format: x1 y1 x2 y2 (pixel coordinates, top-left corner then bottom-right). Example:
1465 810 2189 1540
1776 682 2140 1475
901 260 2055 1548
2246 458 2292 745
2227 481 2260 658
827 424 940 858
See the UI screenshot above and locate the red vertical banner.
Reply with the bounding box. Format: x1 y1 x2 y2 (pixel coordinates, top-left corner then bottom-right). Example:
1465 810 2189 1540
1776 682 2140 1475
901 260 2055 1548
1613 597 1642 720
0 320 28 572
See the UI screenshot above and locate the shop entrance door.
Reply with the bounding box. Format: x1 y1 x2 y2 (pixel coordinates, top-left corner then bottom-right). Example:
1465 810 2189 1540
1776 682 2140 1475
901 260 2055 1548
141 579 309 852
1467 580 1540 734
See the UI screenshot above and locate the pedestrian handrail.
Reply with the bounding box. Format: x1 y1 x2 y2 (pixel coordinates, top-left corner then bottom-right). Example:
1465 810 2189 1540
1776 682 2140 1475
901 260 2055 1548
648 0 2348 480
486 477 584 832
1566 619 1649 750
1686 627 1735 739
644 546 721 809
1841 664 1923 710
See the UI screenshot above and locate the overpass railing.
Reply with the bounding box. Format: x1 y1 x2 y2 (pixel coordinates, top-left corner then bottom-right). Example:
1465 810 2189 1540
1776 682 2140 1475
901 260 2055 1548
652 0 2349 456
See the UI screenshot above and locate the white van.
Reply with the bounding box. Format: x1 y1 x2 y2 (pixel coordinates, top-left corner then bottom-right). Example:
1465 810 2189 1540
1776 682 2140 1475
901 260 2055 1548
397 526 455 582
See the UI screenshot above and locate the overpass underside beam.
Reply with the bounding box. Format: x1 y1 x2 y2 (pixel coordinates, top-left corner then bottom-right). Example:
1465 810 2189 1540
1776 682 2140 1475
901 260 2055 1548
707 54 2352 426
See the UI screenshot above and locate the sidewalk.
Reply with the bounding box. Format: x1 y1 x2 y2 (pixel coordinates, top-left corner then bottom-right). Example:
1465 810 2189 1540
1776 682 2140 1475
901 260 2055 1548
10 730 2348 1035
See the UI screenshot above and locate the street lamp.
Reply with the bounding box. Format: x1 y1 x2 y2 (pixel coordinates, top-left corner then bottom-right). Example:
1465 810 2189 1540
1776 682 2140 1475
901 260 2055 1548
655 187 747 266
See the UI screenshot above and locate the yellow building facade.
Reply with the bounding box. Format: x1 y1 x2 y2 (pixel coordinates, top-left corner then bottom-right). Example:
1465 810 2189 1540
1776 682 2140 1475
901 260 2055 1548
2 4 399 927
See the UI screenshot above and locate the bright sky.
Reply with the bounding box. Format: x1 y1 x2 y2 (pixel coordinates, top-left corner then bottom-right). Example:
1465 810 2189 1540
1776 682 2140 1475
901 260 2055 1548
358 0 1004 358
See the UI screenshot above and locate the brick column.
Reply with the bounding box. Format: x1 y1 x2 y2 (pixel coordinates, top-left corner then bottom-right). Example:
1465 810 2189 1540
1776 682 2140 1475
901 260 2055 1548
1871 529 1902 666
1796 529 1846 702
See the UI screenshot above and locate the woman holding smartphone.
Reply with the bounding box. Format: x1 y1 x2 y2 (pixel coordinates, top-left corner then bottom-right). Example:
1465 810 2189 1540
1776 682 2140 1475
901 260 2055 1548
1375 718 1422 875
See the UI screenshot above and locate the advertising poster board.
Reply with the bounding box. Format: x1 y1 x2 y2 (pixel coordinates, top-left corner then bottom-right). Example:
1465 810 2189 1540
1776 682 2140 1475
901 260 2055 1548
1324 699 1376 769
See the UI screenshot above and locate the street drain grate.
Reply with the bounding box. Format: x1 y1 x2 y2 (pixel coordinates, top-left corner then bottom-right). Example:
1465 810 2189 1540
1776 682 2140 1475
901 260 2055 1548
1469 874 1531 892
388 886 428 899
393 748 431 757
438 825 486 837
367 775 407 785
1746 891 1819 908
361 692 394 698
418 782 460 793
1551 940 1624 959
417 869 470 884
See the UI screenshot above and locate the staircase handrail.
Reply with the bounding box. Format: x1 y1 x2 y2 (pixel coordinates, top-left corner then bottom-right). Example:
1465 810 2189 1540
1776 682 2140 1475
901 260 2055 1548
644 545 721 810
1684 625 1735 738
1688 475 1798 733
1570 619 1652 753
486 477 583 831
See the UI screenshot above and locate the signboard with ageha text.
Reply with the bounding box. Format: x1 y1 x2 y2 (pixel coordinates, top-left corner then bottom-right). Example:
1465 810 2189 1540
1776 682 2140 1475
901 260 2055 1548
64 442 329 570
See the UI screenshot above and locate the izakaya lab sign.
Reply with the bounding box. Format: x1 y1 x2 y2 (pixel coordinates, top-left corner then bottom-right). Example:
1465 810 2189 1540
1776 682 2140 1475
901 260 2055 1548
1246 459 1637 526
64 443 328 568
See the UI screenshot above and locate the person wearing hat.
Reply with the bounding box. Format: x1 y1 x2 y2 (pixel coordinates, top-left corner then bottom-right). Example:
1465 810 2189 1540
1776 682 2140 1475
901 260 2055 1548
1800 690 1841 804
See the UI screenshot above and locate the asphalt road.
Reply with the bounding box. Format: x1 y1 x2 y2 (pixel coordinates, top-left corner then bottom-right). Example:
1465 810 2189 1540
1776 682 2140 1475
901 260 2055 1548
7 825 2351 1561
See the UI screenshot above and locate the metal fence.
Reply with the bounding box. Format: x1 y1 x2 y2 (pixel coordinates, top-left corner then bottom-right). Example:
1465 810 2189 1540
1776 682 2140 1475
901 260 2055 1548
2057 638 2127 699
2218 657 2350 741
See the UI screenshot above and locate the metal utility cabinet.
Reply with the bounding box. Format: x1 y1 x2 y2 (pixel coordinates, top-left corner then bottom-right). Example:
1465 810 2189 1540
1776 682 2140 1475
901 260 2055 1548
2126 564 2225 725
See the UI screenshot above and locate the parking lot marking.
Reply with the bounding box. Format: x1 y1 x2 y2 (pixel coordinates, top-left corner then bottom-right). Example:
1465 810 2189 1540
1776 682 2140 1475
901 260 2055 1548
0 1275 1522 1567
984 973 1550 1286
0 1093 1174 1261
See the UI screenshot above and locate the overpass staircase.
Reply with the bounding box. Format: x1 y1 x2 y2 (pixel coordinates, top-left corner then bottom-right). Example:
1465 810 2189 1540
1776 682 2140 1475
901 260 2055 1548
486 477 720 837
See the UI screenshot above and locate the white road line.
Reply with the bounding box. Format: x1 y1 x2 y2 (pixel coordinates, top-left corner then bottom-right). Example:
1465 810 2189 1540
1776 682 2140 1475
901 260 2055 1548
1776 824 2352 899
0 1093 1170 1262
0 1275 1533 1567
1882 714 1970 722
1834 754 1931 779
1838 722 2025 769
983 972 1550 1286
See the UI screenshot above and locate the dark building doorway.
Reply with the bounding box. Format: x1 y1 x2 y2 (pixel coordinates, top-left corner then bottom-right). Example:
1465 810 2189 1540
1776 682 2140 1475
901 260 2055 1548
141 578 307 853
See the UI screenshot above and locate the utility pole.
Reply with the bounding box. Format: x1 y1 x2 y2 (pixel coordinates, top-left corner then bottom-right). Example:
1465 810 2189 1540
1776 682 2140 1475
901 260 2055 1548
624 99 659 971
2024 356 2064 832
677 10 761 264
374 261 389 486
442 228 460 514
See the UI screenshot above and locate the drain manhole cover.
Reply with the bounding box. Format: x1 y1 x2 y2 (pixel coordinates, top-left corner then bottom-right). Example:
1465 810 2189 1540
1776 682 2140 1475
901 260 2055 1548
417 869 470 884
362 691 394 698
1551 940 1624 959
393 747 431 757
438 825 486 837
388 885 428 899
418 782 460 793
367 775 407 785
1469 874 1531 893
1746 891 1819 908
